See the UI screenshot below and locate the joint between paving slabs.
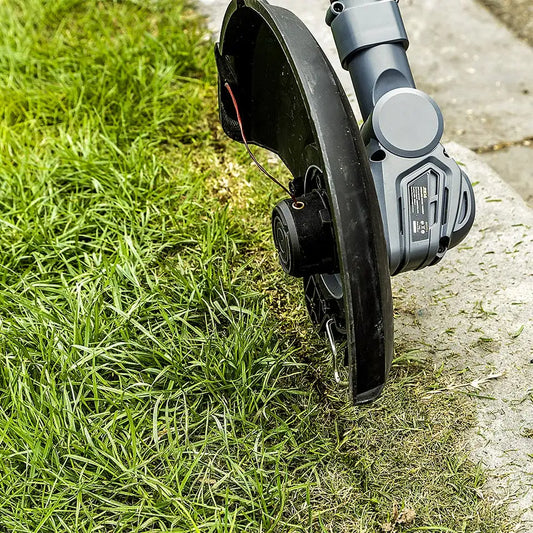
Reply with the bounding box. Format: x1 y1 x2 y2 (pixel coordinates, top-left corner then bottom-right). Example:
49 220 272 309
472 136 533 154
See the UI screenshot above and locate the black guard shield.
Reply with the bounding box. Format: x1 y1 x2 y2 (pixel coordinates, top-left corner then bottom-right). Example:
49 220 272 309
216 0 393 404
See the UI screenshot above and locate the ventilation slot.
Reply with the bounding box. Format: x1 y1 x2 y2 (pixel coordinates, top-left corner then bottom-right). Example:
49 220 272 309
441 188 449 225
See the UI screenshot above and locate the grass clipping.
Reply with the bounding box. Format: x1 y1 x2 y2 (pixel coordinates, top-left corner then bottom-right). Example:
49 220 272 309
0 0 510 532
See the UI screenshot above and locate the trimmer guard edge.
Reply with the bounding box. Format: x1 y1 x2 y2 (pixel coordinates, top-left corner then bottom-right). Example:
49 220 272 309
216 0 394 403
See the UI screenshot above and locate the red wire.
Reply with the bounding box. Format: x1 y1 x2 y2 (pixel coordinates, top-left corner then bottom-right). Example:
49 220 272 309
224 82 299 205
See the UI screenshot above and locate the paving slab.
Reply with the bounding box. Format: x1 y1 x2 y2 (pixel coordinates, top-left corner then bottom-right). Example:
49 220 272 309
480 142 533 204
197 0 533 528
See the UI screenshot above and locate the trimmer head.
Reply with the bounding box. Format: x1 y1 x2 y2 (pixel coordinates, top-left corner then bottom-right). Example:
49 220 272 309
216 0 394 403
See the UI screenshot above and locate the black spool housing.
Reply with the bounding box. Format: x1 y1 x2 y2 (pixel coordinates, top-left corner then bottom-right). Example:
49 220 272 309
272 191 338 278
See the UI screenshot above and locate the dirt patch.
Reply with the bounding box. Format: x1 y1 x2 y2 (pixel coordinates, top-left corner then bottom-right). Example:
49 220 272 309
477 0 533 46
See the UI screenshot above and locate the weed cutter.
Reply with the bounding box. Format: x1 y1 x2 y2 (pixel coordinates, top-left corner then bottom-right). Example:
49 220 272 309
215 0 475 404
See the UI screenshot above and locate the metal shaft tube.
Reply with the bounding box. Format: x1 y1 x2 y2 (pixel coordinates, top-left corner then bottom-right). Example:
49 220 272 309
327 0 416 120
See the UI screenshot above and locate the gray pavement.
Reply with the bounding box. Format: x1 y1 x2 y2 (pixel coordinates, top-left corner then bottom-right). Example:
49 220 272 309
198 0 532 529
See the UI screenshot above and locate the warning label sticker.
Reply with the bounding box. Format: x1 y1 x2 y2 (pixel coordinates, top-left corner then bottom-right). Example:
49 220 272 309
409 173 429 242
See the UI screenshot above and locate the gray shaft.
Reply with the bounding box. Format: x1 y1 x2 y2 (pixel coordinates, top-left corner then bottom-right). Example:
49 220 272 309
327 0 416 120
347 43 415 120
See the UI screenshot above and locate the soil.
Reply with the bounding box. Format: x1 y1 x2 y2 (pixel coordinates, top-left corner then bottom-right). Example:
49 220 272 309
477 0 533 46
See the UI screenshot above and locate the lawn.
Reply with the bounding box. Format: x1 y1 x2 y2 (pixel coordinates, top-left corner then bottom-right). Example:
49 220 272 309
0 1 511 531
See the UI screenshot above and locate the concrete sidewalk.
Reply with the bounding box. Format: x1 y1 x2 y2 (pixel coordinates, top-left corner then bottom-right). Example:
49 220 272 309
197 1 532 529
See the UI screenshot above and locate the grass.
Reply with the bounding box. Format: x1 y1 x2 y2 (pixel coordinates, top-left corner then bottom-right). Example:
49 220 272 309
0 1 511 531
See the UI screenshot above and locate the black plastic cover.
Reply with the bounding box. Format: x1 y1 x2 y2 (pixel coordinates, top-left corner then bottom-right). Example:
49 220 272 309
216 0 394 404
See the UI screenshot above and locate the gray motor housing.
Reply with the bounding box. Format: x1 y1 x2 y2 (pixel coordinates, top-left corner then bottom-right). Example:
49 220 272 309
366 134 475 275
327 0 475 275
364 87 475 275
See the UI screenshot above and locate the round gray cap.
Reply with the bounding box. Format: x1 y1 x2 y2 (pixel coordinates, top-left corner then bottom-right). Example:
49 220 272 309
372 88 444 158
